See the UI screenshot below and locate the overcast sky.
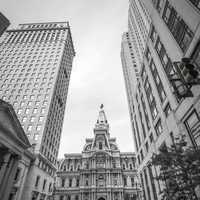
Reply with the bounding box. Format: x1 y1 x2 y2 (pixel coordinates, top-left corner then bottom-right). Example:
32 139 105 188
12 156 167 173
1 0 135 156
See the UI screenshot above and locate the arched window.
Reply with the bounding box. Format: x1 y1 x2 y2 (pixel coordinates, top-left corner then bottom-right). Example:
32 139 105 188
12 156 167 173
124 177 127 186
61 179 65 187
69 179 72 187
129 164 132 170
75 195 79 200
122 164 125 170
76 179 79 187
60 196 64 200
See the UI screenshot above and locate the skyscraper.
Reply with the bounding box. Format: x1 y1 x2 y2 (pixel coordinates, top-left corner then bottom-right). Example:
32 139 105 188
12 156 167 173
0 12 10 37
121 0 200 199
0 22 75 199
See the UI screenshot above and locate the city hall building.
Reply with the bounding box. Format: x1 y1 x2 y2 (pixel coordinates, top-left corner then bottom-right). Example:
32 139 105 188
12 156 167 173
55 105 141 200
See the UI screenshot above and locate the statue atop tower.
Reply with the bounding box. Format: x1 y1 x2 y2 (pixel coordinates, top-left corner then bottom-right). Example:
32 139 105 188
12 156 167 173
95 104 109 132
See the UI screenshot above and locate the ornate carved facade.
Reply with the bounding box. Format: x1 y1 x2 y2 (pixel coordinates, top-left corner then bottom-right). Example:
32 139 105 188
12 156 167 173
55 105 141 200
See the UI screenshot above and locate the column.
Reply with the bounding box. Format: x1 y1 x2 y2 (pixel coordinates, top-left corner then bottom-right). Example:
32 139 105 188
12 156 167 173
0 153 19 200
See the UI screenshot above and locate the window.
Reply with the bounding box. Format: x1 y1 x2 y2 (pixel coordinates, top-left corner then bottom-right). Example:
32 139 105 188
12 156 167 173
28 101 32 106
192 41 200 69
144 77 158 120
34 133 39 141
28 125 32 131
60 196 64 200
162 1 193 52
41 108 45 114
150 133 154 143
150 25 156 42
184 110 200 147
131 177 134 187
35 176 40 187
155 119 163 136
22 117 27 122
148 164 158 200
124 177 127 186
36 125 41 131
149 60 166 103
17 109 22 114
30 116 35 122
152 0 164 13
42 179 47 190
99 142 102 150
164 103 171 117
39 116 44 122
14 168 21 181
145 142 149 152
69 179 72 187
61 179 65 187
76 179 79 187
33 108 38 114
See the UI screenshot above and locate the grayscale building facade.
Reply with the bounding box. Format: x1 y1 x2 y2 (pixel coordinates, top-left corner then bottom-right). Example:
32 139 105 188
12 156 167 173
121 0 200 200
55 106 141 200
0 22 75 200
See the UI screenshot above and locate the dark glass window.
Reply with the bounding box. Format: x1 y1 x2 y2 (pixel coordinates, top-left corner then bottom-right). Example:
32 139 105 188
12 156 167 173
99 142 102 150
61 179 65 187
42 179 47 190
155 119 163 136
148 164 158 200
144 169 151 199
164 103 172 117
188 0 200 10
192 41 200 69
76 179 79 187
141 94 151 130
145 142 149 152
149 60 166 103
132 122 139 151
152 0 165 13
135 116 141 146
14 168 21 181
184 110 200 147
144 77 158 120
35 176 40 187
69 179 72 187
140 173 147 200
150 26 157 43
150 133 154 143
162 1 194 52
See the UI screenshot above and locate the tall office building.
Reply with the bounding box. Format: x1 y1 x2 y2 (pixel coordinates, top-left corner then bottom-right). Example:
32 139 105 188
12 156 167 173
0 22 75 199
121 0 200 199
0 12 10 37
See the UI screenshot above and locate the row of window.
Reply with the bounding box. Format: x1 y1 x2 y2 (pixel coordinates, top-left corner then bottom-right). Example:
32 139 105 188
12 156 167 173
35 175 52 192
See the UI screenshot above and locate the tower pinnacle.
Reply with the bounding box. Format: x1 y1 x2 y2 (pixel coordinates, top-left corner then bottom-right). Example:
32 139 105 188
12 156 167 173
95 104 109 132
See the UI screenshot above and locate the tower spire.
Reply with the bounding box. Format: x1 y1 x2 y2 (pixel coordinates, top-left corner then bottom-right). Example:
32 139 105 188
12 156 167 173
95 104 109 131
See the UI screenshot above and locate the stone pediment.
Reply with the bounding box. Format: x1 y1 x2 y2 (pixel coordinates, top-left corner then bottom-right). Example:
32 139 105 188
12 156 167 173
0 100 30 149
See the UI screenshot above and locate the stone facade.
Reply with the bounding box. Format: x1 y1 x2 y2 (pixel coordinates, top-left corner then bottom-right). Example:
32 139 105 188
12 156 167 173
0 100 34 200
55 106 141 200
